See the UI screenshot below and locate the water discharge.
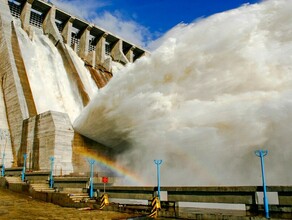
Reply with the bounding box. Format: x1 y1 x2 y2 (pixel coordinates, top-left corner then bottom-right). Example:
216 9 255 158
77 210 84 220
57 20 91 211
65 45 98 99
74 0 292 186
16 22 84 121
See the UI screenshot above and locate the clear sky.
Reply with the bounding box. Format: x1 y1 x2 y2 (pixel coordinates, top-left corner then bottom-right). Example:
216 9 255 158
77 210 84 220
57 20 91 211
51 0 262 48
98 0 261 36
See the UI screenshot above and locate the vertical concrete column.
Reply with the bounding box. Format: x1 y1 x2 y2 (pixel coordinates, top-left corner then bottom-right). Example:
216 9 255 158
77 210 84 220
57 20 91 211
79 25 92 59
103 57 112 72
0 1 31 166
111 39 129 64
43 5 63 45
62 17 74 45
22 111 74 173
95 33 107 66
85 50 95 67
20 1 32 34
126 46 135 63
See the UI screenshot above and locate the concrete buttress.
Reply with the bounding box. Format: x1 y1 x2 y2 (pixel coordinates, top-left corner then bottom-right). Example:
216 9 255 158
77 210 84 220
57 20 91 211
0 0 35 166
111 39 129 64
43 6 63 45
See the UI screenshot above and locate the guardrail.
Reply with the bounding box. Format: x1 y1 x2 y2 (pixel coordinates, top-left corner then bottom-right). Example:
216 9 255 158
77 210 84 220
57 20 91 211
3 167 292 212
94 186 292 210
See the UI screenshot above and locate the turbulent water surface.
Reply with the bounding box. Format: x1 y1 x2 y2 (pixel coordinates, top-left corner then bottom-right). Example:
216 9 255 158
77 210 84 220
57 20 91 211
73 0 292 186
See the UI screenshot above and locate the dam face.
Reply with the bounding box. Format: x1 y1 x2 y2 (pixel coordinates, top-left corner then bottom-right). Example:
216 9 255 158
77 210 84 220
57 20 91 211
0 0 147 174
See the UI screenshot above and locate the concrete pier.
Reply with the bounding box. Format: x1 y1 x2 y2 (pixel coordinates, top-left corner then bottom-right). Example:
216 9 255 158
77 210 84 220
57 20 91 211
78 24 91 60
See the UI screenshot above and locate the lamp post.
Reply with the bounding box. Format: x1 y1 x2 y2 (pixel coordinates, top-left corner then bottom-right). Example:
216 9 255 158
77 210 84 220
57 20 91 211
88 159 95 198
255 149 269 219
1 152 5 177
1 136 7 177
49 156 55 188
21 154 27 182
154 160 163 200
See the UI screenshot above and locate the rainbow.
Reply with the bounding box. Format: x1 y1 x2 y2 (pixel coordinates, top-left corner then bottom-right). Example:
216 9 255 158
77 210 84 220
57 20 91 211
75 147 146 185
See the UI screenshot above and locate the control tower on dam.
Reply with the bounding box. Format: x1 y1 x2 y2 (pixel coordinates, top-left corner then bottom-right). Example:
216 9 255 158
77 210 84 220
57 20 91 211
0 0 148 175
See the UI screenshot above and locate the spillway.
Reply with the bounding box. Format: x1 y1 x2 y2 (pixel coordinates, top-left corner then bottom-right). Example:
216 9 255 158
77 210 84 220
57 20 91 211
16 21 84 121
0 0 146 176
1 0 292 186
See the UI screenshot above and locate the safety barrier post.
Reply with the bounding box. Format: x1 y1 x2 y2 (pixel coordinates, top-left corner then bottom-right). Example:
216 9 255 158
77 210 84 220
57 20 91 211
255 149 269 219
154 159 163 199
1 152 5 177
49 156 55 188
21 154 27 182
88 159 95 198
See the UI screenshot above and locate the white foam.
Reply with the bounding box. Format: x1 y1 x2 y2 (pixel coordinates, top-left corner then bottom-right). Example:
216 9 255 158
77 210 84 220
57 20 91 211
73 0 292 185
65 45 98 99
17 24 83 122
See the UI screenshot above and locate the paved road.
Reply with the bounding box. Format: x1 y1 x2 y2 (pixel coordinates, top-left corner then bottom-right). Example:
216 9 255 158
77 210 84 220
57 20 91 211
0 187 139 220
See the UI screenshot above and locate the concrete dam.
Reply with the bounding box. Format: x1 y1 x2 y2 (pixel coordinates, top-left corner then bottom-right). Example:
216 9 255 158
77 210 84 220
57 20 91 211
2 0 292 188
0 0 147 175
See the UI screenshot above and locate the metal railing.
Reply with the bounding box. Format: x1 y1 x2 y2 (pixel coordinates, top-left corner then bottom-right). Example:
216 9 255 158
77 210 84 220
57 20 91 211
71 34 80 51
8 0 21 19
29 10 43 29
88 39 96 52
93 186 292 207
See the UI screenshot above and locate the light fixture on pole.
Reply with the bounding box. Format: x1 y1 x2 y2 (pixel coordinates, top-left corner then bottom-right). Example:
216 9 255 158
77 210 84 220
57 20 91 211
21 154 27 182
255 149 269 219
88 159 95 198
154 159 163 200
49 156 55 188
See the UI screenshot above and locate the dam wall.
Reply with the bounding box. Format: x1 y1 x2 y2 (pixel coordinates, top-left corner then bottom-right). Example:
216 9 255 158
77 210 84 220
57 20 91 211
10 0 148 67
0 0 32 167
0 0 148 172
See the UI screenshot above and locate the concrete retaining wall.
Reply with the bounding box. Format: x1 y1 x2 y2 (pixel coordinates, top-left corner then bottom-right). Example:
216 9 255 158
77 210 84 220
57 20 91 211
0 177 7 187
31 190 88 208
9 182 29 194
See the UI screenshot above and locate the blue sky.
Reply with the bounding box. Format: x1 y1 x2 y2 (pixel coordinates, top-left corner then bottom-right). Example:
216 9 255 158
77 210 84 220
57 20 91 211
99 0 261 36
50 0 261 48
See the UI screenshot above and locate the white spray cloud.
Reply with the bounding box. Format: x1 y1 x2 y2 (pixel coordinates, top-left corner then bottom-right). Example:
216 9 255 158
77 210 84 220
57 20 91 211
50 0 152 47
74 0 292 186
90 11 151 48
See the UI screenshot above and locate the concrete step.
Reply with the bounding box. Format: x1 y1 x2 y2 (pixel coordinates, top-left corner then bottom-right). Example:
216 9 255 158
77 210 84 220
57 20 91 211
32 188 55 192
30 183 54 192
31 185 49 187
5 177 22 183
32 187 53 190
68 193 90 203
70 195 89 200
68 193 89 196
30 184 49 187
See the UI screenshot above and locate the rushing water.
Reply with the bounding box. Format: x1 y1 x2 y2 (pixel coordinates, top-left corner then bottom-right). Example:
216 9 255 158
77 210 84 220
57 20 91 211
16 22 84 121
65 45 98 99
74 0 292 186
16 20 126 122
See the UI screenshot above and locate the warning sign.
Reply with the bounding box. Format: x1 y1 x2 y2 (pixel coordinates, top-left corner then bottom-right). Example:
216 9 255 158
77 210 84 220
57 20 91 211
102 177 108 183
